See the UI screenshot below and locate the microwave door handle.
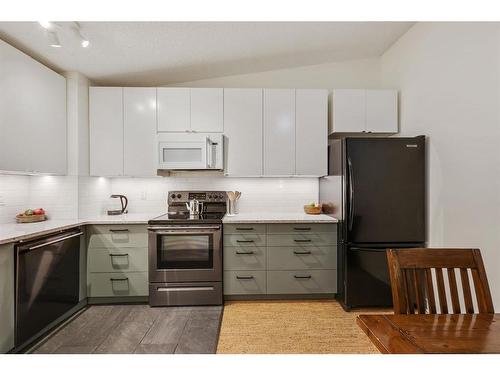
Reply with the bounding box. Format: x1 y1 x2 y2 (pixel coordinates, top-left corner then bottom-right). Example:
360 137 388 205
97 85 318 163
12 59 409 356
206 137 214 168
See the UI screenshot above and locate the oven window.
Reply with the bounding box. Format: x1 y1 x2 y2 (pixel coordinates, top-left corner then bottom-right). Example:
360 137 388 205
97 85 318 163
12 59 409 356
157 234 213 269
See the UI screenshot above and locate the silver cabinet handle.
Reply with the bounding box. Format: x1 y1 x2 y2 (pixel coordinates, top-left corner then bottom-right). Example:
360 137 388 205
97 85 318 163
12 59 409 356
109 228 129 233
236 227 254 231
294 275 312 279
293 250 312 255
236 239 254 243
28 231 83 251
109 253 129 257
236 275 254 280
293 227 311 231
294 239 312 243
236 250 254 255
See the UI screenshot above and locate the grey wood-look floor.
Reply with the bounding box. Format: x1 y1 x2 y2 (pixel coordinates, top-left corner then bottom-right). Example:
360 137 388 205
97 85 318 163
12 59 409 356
30 304 223 354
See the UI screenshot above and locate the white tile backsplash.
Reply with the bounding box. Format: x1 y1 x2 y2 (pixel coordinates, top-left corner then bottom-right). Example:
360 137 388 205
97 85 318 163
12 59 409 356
0 174 319 223
110 177 319 215
0 174 78 223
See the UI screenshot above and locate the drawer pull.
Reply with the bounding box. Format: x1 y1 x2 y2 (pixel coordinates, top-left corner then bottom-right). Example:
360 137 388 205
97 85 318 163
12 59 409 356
236 227 254 231
294 239 312 243
293 227 311 231
109 253 129 257
109 229 130 233
236 250 255 255
293 250 312 255
294 275 312 279
110 277 129 281
236 275 254 280
236 240 255 243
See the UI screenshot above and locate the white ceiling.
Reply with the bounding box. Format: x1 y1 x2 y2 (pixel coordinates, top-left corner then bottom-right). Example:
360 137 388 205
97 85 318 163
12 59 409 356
0 22 413 85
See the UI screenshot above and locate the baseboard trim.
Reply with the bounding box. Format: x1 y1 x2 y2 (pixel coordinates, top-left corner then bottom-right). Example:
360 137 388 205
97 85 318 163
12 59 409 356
224 294 336 301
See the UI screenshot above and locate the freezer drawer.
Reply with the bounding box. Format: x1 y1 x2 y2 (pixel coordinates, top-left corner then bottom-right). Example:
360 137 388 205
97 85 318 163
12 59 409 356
345 246 393 308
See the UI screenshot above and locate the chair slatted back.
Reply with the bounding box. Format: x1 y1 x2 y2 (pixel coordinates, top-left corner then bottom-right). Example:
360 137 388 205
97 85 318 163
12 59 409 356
387 248 494 314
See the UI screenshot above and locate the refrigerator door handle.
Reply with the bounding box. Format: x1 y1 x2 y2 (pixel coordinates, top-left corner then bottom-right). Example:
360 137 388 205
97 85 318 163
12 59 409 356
347 156 354 231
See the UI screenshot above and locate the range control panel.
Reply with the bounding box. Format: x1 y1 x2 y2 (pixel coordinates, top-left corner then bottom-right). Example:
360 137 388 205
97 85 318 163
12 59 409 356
168 191 227 204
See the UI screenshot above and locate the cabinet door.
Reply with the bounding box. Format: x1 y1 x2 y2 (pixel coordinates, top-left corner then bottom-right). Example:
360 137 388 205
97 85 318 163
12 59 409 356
0 244 14 353
263 89 295 175
123 88 157 176
365 89 398 133
190 88 223 132
157 87 190 132
296 89 328 176
331 89 365 133
30 69 67 174
89 87 124 176
224 88 263 176
0 39 66 174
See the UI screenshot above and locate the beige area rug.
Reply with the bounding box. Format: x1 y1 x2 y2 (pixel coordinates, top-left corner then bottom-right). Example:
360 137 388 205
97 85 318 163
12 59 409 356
216 300 391 354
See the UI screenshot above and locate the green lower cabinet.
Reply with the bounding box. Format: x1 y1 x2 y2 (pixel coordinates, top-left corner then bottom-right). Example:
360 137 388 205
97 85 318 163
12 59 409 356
267 270 337 294
0 244 14 353
223 222 337 298
223 271 266 295
87 272 148 297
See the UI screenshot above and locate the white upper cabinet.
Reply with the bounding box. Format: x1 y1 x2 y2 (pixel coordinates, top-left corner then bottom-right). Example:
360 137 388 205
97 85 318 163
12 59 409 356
157 88 190 132
0 39 66 175
365 89 398 133
296 89 328 176
331 89 366 133
190 88 223 132
89 87 124 176
224 89 263 176
263 89 296 176
331 89 398 134
123 88 157 176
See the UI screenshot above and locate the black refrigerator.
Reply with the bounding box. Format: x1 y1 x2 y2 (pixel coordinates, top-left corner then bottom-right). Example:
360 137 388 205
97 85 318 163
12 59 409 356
320 136 426 310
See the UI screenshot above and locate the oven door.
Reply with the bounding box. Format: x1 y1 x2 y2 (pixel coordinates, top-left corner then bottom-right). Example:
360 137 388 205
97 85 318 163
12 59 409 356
148 225 222 283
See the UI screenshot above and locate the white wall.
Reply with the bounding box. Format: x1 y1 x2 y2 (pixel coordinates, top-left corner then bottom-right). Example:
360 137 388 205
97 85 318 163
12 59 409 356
381 22 500 308
170 57 381 88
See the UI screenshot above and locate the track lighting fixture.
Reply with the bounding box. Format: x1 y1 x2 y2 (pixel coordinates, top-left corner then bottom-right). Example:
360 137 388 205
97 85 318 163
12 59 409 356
47 31 61 48
38 21 90 49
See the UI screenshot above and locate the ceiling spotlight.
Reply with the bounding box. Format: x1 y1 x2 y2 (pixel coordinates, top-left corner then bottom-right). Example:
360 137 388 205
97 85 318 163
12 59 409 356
38 21 54 30
71 23 90 48
47 31 61 48
81 39 90 48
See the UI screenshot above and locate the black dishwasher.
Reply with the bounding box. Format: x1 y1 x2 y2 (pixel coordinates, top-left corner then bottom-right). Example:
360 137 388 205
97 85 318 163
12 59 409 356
15 228 82 347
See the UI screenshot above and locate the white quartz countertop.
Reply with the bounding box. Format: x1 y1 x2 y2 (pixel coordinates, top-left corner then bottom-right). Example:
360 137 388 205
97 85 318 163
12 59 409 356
222 213 338 224
0 213 161 245
0 212 338 245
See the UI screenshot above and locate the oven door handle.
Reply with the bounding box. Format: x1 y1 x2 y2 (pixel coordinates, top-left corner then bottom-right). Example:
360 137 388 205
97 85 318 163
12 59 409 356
150 230 220 236
148 226 220 231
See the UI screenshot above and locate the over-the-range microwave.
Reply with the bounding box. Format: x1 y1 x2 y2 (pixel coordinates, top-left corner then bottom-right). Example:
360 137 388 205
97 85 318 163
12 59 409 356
157 133 224 171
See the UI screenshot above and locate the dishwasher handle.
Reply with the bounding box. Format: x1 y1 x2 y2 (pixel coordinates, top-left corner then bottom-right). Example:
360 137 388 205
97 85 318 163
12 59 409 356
24 231 83 251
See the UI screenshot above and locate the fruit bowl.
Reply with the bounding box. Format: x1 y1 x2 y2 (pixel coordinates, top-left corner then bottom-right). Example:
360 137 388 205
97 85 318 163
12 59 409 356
304 204 322 215
16 213 46 223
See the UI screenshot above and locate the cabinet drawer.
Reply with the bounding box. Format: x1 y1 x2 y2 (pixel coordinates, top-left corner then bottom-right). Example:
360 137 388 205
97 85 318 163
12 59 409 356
224 224 266 234
88 247 148 273
87 225 148 249
87 272 148 297
267 232 336 247
267 223 335 234
224 246 266 270
223 271 266 295
224 234 266 247
267 270 337 294
267 246 337 270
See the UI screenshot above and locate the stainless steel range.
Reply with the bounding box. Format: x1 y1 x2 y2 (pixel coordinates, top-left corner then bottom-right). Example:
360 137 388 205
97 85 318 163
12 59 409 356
148 191 226 306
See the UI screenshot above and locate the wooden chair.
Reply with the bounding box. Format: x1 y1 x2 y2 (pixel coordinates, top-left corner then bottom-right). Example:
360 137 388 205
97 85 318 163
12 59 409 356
386 248 494 314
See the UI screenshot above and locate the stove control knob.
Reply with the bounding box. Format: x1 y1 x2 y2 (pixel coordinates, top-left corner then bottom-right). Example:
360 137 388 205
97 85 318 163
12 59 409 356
177 194 182 199
170 194 176 199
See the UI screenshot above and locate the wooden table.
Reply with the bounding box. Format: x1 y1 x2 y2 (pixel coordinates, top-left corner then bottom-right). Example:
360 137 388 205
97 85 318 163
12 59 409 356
357 313 500 354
